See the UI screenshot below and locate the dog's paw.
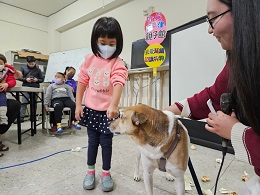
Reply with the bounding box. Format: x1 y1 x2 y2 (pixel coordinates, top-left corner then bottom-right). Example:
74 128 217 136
134 175 141 182
165 172 174 181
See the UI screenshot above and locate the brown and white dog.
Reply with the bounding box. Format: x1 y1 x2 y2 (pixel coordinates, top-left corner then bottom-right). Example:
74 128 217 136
109 104 190 195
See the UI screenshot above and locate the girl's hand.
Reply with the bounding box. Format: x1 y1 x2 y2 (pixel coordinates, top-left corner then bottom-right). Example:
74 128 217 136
107 104 118 119
205 111 239 139
75 106 84 121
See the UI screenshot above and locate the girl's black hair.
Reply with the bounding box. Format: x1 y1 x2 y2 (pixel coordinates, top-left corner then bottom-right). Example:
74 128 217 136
0 54 7 64
64 66 76 75
227 0 260 136
91 17 123 59
56 72 65 78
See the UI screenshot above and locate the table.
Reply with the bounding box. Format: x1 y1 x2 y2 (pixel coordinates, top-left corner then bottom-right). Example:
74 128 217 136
8 87 45 144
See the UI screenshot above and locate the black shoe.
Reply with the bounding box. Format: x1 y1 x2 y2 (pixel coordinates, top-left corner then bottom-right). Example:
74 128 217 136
14 118 24 124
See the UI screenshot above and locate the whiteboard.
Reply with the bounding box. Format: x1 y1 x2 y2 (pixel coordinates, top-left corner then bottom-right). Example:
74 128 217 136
170 21 226 104
44 47 92 82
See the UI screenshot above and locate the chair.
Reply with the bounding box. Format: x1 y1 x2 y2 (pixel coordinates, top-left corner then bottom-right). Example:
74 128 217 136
45 107 72 134
43 86 76 135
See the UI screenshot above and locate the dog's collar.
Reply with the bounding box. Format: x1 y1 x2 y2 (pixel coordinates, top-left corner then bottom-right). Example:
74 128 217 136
159 119 181 172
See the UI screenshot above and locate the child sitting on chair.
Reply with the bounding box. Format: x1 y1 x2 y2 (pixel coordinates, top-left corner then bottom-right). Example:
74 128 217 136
44 72 81 133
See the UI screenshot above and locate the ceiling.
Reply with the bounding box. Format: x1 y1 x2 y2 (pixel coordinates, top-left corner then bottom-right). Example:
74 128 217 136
0 0 78 17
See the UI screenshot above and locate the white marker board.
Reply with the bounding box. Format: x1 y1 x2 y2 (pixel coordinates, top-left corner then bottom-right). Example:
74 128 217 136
170 19 226 104
44 47 91 82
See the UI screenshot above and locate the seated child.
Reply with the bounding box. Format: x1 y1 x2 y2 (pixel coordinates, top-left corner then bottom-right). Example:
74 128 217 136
44 72 81 133
0 54 16 124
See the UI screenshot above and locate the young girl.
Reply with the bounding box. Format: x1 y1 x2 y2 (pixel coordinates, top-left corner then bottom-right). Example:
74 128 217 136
64 66 77 97
75 17 127 192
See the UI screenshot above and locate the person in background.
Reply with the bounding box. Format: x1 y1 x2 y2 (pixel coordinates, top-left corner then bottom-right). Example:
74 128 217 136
64 66 77 97
0 54 16 125
44 72 81 133
75 16 128 192
165 0 260 193
0 54 22 157
16 56 43 123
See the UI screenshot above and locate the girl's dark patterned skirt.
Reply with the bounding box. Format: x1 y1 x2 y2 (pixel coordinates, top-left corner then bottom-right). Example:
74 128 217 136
79 106 112 134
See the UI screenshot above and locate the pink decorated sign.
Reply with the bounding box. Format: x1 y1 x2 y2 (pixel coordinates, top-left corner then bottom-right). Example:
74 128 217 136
144 12 167 45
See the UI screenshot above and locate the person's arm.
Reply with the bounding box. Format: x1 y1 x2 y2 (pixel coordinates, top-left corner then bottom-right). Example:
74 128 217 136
164 103 181 115
0 67 16 91
72 80 77 94
108 60 128 119
107 84 123 119
206 110 260 173
34 68 44 83
232 125 260 174
4 64 21 81
164 62 229 119
44 85 52 107
14 70 23 79
75 83 85 121
17 67 26 82
75 58 90 120
67 85 75 102
5 74 16 88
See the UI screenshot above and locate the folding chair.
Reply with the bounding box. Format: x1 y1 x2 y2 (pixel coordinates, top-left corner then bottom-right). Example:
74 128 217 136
45 107 72 135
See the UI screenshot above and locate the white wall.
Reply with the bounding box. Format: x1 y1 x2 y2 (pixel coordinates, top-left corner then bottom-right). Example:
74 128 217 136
0 3 48 57
48 0 207 65
1 0 208 108
45 0 207 108
170 22 226 104
0 0 207 65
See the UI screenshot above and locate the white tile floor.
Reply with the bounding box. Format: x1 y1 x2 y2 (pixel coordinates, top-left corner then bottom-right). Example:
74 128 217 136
0 120 255 195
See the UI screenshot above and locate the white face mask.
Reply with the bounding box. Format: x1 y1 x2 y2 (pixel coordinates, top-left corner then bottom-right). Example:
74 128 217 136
0 65 4 71
53 78 62 84
98 44 116 59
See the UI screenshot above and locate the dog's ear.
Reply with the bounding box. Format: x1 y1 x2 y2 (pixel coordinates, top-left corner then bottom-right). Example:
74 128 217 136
131 111 148 126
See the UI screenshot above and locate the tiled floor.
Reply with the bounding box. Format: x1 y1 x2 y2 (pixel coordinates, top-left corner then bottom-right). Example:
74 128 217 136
0 120 255 195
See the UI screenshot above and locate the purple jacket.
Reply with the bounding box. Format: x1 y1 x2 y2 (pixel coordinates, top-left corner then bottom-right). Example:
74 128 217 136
65 79 77 97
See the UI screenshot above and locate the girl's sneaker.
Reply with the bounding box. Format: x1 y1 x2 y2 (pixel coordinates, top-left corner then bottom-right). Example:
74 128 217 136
72 121 81 130
83 174 95 190
57 127 63 133
101 176 114 192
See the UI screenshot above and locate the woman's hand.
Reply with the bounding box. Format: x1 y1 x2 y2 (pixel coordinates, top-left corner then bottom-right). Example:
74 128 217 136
205 111 239 139
75 106 84 121
107 104 118 119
